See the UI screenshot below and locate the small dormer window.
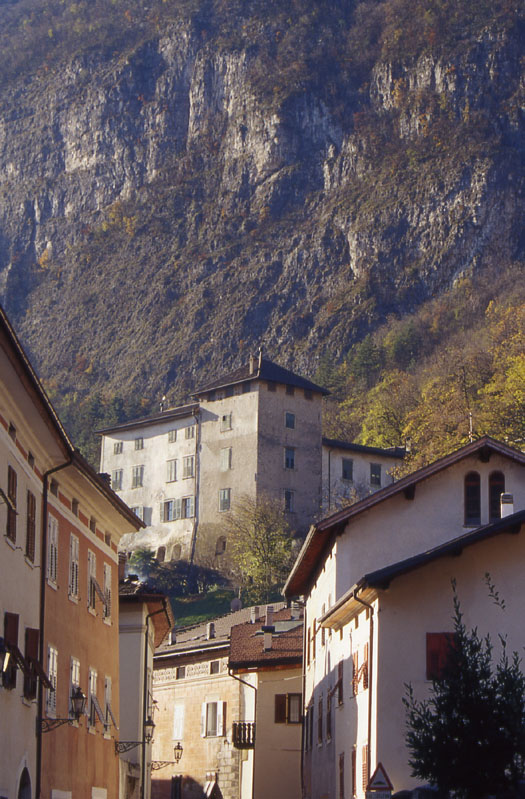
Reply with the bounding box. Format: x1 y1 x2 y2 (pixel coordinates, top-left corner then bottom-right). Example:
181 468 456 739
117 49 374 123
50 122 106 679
464 472 481 526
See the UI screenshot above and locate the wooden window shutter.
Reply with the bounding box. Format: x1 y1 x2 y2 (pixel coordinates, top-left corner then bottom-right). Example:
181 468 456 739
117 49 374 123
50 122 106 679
24 628 39 699
7 466 17 542
351 652 359 695
362 744 369 791
363 643 369 690
4 611 19 646
339 752 345 799
351 748 356 798
307 627 311 666
217 701 226 736
26 491 36 561
427 632 456 680
275 694 287 723
312 620 316 660
338 661 344 705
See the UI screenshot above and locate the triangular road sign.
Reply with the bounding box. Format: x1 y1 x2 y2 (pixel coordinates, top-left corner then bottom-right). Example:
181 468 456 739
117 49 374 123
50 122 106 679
367 763 393 791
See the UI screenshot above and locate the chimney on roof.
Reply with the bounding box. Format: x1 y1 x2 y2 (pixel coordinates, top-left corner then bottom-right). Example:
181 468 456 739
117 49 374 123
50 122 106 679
249 354 256 374
160 395 167 412
266 605 274 626
118 552 127 581
250 606 260 624
169 629 177 645
263 631 272 651
207 622 215 640
258 347 263 370
501 493 514 518
290 601 302 621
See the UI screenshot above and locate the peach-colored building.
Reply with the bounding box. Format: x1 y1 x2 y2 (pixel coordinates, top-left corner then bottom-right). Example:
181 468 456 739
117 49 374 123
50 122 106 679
0 305 144 799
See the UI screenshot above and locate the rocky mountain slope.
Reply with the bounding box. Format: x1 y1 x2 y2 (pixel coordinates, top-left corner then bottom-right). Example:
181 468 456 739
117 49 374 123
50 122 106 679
0 0 523 427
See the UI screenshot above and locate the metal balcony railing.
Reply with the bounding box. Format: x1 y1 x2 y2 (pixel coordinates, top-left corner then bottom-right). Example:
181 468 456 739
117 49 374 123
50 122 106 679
232 721 256 749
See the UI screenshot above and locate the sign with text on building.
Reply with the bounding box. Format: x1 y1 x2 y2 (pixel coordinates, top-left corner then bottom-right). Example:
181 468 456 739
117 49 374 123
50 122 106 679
366 762 393 799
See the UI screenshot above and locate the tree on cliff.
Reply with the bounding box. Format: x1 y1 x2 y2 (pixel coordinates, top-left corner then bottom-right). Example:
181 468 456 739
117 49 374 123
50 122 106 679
403 580 525 799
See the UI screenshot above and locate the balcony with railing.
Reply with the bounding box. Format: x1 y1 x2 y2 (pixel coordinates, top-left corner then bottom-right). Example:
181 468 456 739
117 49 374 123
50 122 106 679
232 721 256 749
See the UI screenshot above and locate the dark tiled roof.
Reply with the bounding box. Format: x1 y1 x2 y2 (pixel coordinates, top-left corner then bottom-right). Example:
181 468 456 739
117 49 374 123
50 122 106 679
285 436 525 597
323 438 406 459
229 608 303 669
119 577 165 598
193 357 329 397
155 602 287 656
97 403 198 435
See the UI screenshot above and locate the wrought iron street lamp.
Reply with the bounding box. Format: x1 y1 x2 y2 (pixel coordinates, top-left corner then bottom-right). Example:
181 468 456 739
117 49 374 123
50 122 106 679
39 687 87 733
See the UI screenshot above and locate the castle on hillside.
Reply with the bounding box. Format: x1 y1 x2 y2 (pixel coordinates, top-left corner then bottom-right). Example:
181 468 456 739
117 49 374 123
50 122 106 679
98 353 404 564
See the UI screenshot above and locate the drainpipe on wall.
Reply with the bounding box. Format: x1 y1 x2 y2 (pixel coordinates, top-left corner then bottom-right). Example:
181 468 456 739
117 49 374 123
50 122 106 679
36 455 74 799
228 668 257 799
353 589 374 787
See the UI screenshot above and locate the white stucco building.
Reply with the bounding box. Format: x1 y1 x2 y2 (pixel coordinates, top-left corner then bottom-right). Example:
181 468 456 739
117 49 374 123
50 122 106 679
98 354 404 565
284 436 525 798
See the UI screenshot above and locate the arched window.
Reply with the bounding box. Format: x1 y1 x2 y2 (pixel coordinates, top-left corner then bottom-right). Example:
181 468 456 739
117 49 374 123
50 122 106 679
215 536 227 556
156 546 166 563
464 472 481 526
171 544 181 561
489 471 505 521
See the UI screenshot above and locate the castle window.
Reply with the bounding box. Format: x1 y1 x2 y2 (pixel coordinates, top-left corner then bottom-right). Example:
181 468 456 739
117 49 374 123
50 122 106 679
342 458 353 482
285 412 296 429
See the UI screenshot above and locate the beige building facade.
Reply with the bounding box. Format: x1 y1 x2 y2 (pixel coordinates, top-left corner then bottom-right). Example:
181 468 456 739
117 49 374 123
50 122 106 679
285 436 525 799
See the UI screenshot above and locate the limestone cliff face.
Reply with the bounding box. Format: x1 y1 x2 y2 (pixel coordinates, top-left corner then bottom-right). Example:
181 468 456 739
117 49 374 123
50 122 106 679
0 5 522 401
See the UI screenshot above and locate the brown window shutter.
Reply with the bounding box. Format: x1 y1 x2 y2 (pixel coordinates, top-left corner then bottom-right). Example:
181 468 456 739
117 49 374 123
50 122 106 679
312 620 316 660
275 694 287 723
351 653 359 695
26 491 36 562
363 643 369 690
7 466 17 542
362 744 369 791
351 748 356 797
426 633 456 680
4 611 19 645
338 661 344 705
339 752 345 799
307 627 311 666
24 628 39 700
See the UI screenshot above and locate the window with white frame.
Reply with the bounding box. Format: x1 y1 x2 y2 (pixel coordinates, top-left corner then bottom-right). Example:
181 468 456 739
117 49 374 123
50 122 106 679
46 645 58 716
201 701 225 737
87 551 96 611
220 447 232 471
185 425 195 440
220 413 232 432
166 459 177 482
182 496 194 518
69 534 79 599
168 429 177 443
284 489 295 513
134 437 144 450
285 411 296 429
111 470 123 490
284 447 295 470
173 704 185 741
219 488 231 512
114 441 123 455
48 516 58 585
182 455 194 479
69 657 80 718
103 563 112 620
132 465 144 488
